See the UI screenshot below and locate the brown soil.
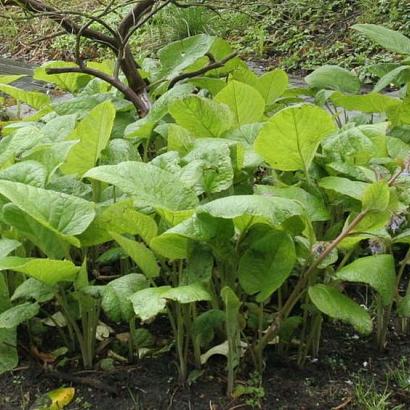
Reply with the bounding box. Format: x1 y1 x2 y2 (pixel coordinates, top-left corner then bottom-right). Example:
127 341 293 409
1 324 409 410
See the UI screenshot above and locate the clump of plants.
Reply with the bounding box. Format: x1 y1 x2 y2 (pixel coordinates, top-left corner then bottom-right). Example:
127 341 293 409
0 12 410 403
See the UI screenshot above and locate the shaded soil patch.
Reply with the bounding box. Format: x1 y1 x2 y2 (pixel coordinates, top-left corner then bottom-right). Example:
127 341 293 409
1 323 409 410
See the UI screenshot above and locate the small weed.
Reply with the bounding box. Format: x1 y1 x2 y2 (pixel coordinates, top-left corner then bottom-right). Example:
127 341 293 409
354 376 403 410
233 372 265 409
388 357 410 391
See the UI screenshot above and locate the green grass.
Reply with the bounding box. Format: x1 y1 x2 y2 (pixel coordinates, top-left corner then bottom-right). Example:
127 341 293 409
388 357 410 391
354 377 403 410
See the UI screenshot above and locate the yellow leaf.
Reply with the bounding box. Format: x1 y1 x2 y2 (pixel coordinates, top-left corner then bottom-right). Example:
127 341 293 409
47 387 75 410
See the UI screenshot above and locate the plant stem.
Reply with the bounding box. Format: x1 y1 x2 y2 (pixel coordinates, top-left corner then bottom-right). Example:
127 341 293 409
397 247 410 296
191 304 202 368
128 316 138 363
256 302 264 373
56 289 87 367
255 210 368 355
176 303 187 383
382 247 410 341
91 180 102 203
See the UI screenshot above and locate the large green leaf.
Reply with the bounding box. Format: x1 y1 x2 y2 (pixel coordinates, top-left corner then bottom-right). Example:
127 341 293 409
374 66 410 92
0 257 79 285
0 238 21 258
164 283 211 304
331 92 400 113
129 286 171 321
25 141 78 180
397 295 410 318
111 232 159 278
387 136 410 161
255 185 330 222
0 302 39 329
169 95 233 138
305 65 360 94
0 161 47 188
256 69 288 104
254 104 335 171
388 101 410 126
321 123 388 165
188 77 226 96
308 284 372 334
215 80 265 126
150 214 233 259
0 181 95 247
319 176 369 201
131 282 212 323
192 309 225 346
336 255 396 305
79 200 157 247
2 204 70 259
102 274 148 322
186 244 214 284
61 101 116 176
158 34 215 80
183 139 235 194
148 84 194 123
11 278 54 303
361 181 390 212
394 229 410 244
84 162 198 214
198 195 304 232
353 24 410 55
101 139 141 165
125 84 194 139
167 124 194 155
34 61 91 93
0 75 25 85
41 114 77 143
239 228 296 301
231 66 259 88
0 126 45 164
52 93 113 116
0 84 50 109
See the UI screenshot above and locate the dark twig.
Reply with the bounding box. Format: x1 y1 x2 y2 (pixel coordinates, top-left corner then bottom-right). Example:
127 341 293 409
28 29 66 45
46 65 150 115
168 51 238 89
3 0 118 50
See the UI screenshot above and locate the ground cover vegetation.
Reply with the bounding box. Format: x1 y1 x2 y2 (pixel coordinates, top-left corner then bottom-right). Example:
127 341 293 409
1 1 410 74
0 1 410 408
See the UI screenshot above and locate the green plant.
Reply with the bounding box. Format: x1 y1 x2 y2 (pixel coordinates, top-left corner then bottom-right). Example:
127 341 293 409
354 376 404 410
388 357 410 391
0 23 410 401
153 4 216 42
233 371 265 409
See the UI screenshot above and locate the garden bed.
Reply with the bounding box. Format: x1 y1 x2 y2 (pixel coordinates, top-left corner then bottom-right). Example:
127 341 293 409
1 324 409 409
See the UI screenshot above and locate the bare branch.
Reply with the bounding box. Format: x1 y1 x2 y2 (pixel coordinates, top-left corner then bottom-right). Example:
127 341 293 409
27 29 66 45
122 0 172 46
3 0 118 51
168 51 238 89
118 0 156 39
46 65 151 115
